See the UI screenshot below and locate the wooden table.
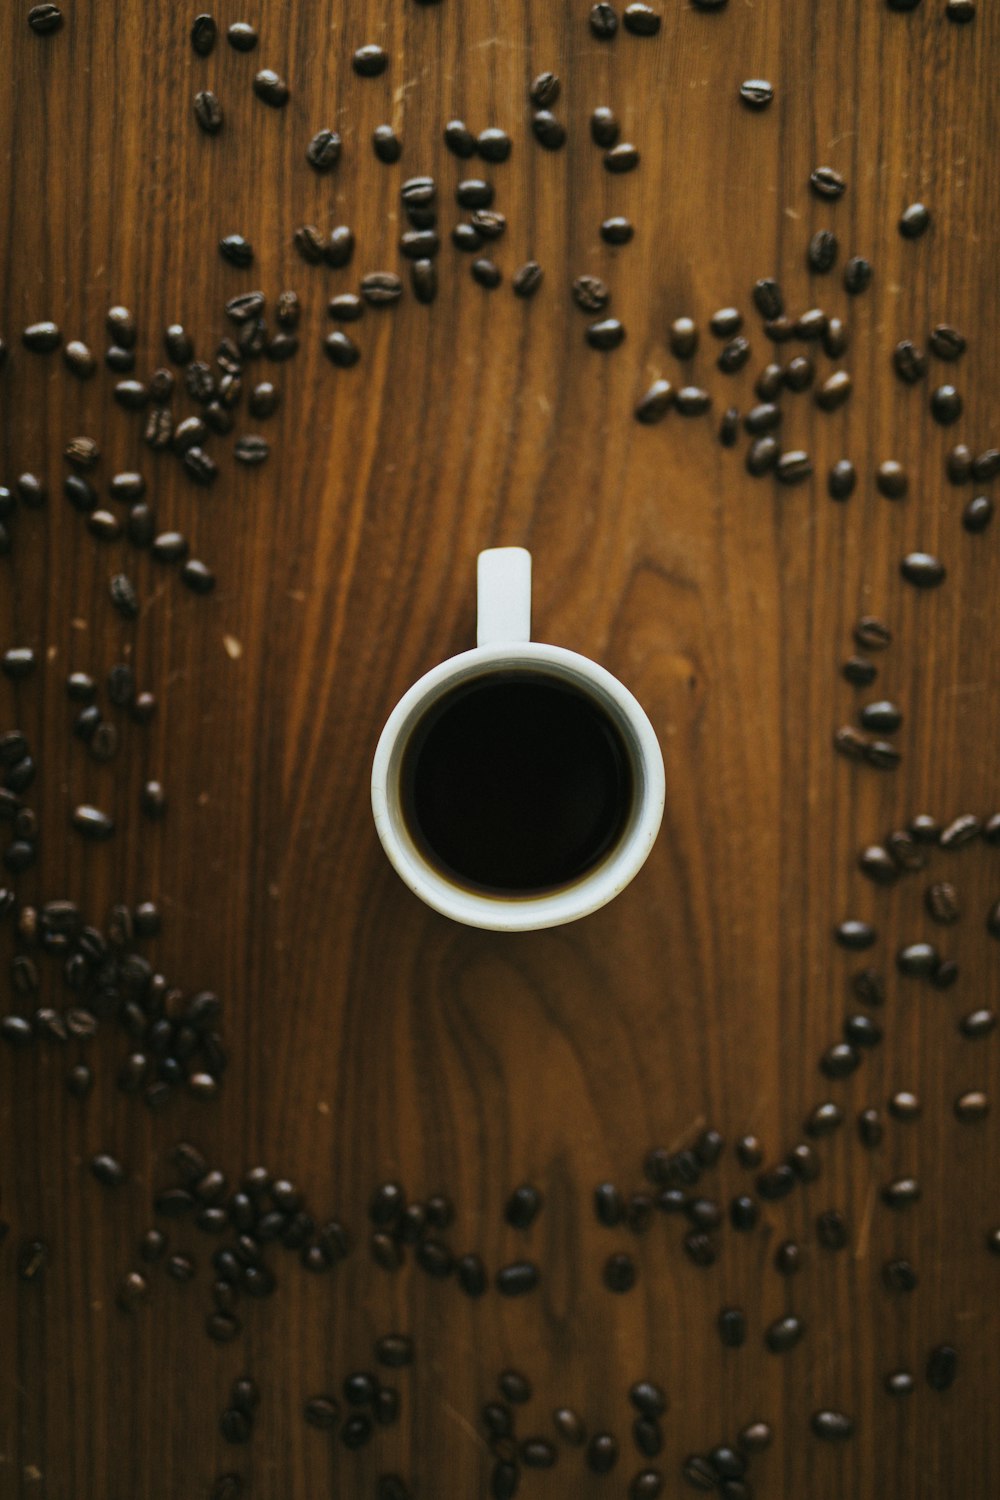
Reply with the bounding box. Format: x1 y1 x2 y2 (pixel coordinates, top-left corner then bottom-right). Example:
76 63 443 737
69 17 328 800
2 1 998 1495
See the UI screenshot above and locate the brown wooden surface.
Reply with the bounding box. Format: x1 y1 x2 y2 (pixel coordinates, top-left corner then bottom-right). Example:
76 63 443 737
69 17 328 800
2 1 999 1496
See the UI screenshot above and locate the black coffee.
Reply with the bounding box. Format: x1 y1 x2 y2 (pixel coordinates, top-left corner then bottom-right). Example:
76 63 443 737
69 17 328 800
401 672 633 895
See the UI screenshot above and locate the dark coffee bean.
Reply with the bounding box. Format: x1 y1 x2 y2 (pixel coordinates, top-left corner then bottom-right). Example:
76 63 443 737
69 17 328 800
603 1251 636 1291
816 1209 848 1250
945 445 973 487
182 447 218 487
931 384 962 423
729 1193 758 1229
709 307 742 338
601 215 633 245
860 700 902 733
971 448 1000 482
754 364 783 402
843 256 872 294
530 71 560 108
324 331 359 368
885 1370 915 1397
946 0 976 18
472 258 501 289
623 1 661 32
685 1196 721 1230
929 323 966 360
219 234 253 267
735 1135 763 1169
631 1471 663 1498
305 1395 340 1430
307 129 342 172
776 450 812 484
71 804 115 841
353 43 387 75
797 307 829 340
940 812 981 849
696 1128 724 1167
684 1231 717 1267
587 1433 619 1474
898 202 930 240
28 4 64 33
477 126 511 162
718 336 750 373
452 222 482 253
586 318 625 351
573 275 610 313
370 1386 397 1422
483 1402 513 1439
234 435 269 466
926 1345 957 1391
774 1239 802 1275
532 110 567 149
808 230 838 274
955 1090 988 1122
443 117 475 156
166 1251 196 1282
373 124 402 163
342 1413 374 1449
194 89 223 133
344 1371 378 1407
2 648 36 680
551 1407 585 1446
783 354 814 390
810 166 846 199
265 333 297 362
62 339 95 380
375 1334 413 1369
506 1184 542 1229
675 386 710 415
963 493 994 537
219 1408 251 1445
719 1306 747 1347
806 1101 844 1138
744 402 781 436
66 1063 93 1097
882 1177 921 1209
788 1142 820 1182
370 1181 405 1226
741 78 774 109
64 434 100 471
816 370 852 410
718 406 740 446
738 1423 772 1454
400 229 440 259
586 106 619 150
635 380 674 424
825 317 851 356
812 1410 853 1441
253 69 289 106
590 1 619 35
114 379 148 410
106 342 136 371
293 224 325 264
494 1259 537 1295
900 551 946 588
683 1455 720 1490
669 317 698 357
190 13 216 54
827 460 857 502
22 319 62 352
883 1257 918 1292
844 1013 882 1048
361 272 403 306
498 1370 532 1406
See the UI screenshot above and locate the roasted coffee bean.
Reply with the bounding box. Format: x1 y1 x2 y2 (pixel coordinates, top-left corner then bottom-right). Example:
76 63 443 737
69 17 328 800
589 106 620 148
675 386 710 415
776 450 812 484
553 1407 585 1445
844 1013 882 1048
305 1395 340 1430
344 1371 378 1407
684 1231 717 1267
499 1370 532 1405
483 1402 513 1439
89 1152 126 1187
307 128 342 172
774 1239 802 1275
114 379 148 410
590 2 619 36
829 460 857 501
225 20 257 49
324 331 359 368
860 700 902 733
788 1142 820 1181
883 1257 918 1292
816 370 852 410
718 406 740 446
573 276 611 313
376 1334 413 1369
506 1184 542 1229
747 433 779 478
710 307 742 338
740 78 774 109
532 110 567 149
635 380 673 424
219 1408 251 1445
601 216 634 246
929 323 966 360
729 1192 758 1229
882 1177 921 1209
220 234 253 267
796 307 828 339
497 1260 539 1295
816 1209 848 1250
477 126 511 162
253 70 289 106
452 223 482 252
843 256 872 294
586 318 625 351
885 1371 915 1397
900 552 946 588
190 13 216 54
744 402 781 436
972 447 1000 481
806 1101 844 1137
696 1129 723 1167
400 229 440 259
530 72 560 108
22 320 61 352
718 1306 747 1347
940 812 981 849
810 166 846 199
29 3 64 33
361 272 403 306
894 339 928 384
194 89 223 134
808 228 838 272
248 381 280 419
72 804 115 840
603 1251 636 1292
738 1423 772 1454
899 201 930 238
825 314 848 354
623 2 661 32
63 339 96 378
107 343 136 371
854 616 891 651
588 1433 619 1474
265 332 297 362
233 435 269 466
353 43 388 75
407 258 436 304
964 494 995 535
15 473 45 508
926 1345 957 1391
955 1090 988 1122
931 384 962 423
812 1410 853 1441
443 117 476 157
2 648 36 679
182 447 218 486
373 124 402 163
683 1455 720 1490
65 435 100 471
783 354 814 390
472 258 501 289
945 444 973 485
669 317 697 357
718 336 750 373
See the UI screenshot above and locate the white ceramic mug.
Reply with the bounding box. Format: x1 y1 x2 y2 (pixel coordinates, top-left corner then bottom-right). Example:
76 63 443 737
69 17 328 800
371 548 665 932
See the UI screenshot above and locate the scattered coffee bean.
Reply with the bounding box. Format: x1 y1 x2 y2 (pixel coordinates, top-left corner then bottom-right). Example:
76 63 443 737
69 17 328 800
586 318 625 350
900 552 945 588
829 461 857 500
783 354 814 390
496 1261 539 1295
353 44 388 75
603 1252 636 1291
220 235 253 267
253 70 289 106
965 495 996 534
307 129 341 171
899 202 930 238
636 380 674 424
719 1307 747 1347
816 370 852 410
810 166 846 199
601 216 633 244
675 386 710 415
926 1345 957 1391
946 444 973 483
373 125 402 163
588 1434 619 1474
194 90 223 134
325 331 359 368
812 1410 854 1441
931 384 962 424
506 1184 542 1229
530 72 560 108
573 275 611 313
955 1090 988 1122
740 79 774 109
22 321 61 353
590 3 619 37
929 324 966 360
843 256 872 293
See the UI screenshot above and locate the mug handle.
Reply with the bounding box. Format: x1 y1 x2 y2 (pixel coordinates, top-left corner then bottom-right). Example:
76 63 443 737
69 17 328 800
477 548 532 647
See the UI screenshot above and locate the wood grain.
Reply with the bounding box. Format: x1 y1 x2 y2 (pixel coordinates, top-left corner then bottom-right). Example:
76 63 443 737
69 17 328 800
1 1 999 1496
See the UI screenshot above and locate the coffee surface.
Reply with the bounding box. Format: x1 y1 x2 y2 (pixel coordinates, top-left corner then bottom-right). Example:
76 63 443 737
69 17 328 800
401 672 633 894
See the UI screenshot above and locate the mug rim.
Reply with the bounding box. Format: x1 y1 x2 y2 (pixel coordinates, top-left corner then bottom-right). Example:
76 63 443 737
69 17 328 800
371 642 665 932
